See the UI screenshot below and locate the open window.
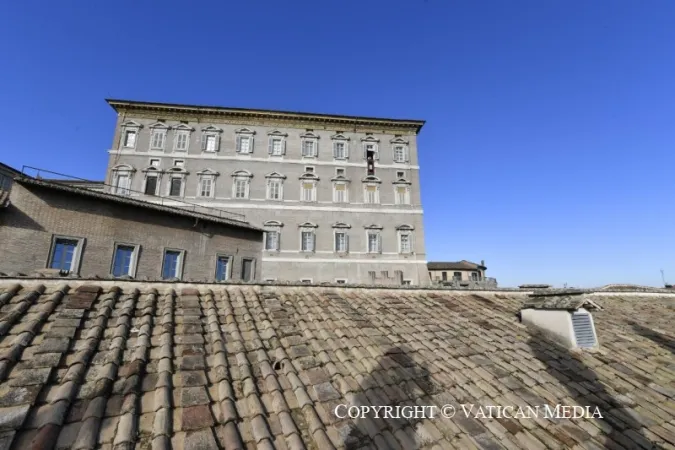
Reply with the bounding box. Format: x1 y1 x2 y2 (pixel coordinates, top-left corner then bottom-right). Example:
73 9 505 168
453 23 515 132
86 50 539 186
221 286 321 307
120 120 142 150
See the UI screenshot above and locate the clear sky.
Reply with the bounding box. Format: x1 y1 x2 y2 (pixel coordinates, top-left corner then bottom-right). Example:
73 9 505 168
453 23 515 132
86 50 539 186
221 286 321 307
1 1 674 288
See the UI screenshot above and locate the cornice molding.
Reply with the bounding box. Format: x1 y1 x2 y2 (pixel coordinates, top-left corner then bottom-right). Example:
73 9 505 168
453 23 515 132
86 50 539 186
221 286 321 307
107 99 425 134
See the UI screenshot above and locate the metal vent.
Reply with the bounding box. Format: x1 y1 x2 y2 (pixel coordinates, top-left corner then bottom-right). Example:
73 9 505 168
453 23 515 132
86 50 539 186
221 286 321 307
572 312 597 348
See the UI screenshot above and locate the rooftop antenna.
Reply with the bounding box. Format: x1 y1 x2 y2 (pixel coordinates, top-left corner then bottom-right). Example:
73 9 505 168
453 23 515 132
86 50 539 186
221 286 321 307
661 269 666 286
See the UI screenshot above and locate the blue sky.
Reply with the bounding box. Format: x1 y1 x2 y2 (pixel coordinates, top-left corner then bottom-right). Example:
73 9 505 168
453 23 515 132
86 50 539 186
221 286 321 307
1 1 674 288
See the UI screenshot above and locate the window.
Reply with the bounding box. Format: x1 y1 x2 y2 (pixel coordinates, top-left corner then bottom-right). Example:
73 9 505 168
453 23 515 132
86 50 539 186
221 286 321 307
174 131 190 151
399 232 412 254
49 236 83 272
453 272 462 281
270 138 283 156
239 136 252 153
111 244 138 277
215 256 230 281
395 185 410 205
300 279 312 284
169 177 182 197
336 168 346 177
472 272 480 281
362 138 380 160
334 231 348 252
150 130 165 150
305 166 314 174
241 258 254 281
367 231 381 253
333 183 348 203
265 231 280 251
301 230 315 252
302 140 316 157
396 171 405 179
301 182 316 202
123 130 137 148
234 179 248 199
204 135 218 152
334 142 347 159
393 145 407 163
162 249 184 280
402 280 412 286
150 159 160 167
267 179 282 200
173 160 185 168
199 177 214 197
144 175 158 195
442 271 448 281
364 184 379 204
335 279 347 284
114 173 131 196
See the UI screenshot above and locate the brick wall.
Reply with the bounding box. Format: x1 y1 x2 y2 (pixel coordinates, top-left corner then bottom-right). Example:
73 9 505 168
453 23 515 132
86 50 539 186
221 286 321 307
0 183 263 281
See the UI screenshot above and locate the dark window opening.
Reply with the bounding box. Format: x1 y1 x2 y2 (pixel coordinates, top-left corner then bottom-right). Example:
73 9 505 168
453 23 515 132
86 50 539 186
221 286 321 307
216 256 229 281
145 176 158 195
169 178 182 196
442 271 447 281
366 150 375 175
241 259 254 281
453 272 462 281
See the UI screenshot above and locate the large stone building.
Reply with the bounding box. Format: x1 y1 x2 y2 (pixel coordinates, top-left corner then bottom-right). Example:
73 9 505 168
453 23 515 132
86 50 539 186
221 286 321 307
104 99 428 285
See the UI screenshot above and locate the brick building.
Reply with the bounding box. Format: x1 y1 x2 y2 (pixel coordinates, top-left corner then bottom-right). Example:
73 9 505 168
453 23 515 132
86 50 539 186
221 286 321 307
0 177 263 281
103 99 428 285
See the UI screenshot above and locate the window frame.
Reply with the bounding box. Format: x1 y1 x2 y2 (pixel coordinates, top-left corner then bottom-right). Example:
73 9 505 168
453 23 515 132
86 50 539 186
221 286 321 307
300 131 319 158
394 184 411 205
334 229 349 253
265 173 286 201
235 128 256 154
396 225 415 254
267 130 287 156
161 248 185 280
110 242 140 278
47 235 85 274
333 182 349 203
390 137 410 163
231 170 252 199
300 180 317 202
198 175 214 198
168 175 184 197
363 183 380 204
241 258 256 281
200 126 223 153
335 279 347 284
215 254 232 282
299 223 317 253
361 136 380 160
173 124 193 152
366 229 382 254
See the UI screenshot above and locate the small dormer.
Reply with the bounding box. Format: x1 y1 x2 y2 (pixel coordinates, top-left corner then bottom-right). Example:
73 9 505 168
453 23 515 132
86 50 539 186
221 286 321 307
519 289 601 349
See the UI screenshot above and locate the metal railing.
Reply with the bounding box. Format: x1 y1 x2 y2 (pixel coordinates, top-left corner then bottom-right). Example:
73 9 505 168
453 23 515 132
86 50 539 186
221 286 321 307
21 166 248 223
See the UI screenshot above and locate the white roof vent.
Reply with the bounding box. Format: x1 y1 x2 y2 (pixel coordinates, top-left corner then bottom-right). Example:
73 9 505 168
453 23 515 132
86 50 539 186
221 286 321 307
520 289 601 349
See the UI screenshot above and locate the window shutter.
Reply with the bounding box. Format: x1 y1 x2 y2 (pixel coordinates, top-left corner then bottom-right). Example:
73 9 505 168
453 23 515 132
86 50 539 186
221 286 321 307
215 135 220 151
250 136 255 153
314 139 318 157
345 234 349 252
405 146 410 162
345 141 349 159
201 133 207 151
268 138 273 154
282 139 286 155
311 232 316 251
374 145 379 160
363 142 367 159
333 142 337 158
377 234 382 253
236 135 242 153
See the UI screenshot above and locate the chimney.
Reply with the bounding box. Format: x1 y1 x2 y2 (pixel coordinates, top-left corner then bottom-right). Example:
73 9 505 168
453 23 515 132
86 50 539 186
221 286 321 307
519 289 601 349
481 260 485 267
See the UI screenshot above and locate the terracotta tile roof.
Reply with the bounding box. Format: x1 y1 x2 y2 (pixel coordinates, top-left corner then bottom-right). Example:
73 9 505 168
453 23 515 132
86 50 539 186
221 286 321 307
0 280 673 450
427 261 486 271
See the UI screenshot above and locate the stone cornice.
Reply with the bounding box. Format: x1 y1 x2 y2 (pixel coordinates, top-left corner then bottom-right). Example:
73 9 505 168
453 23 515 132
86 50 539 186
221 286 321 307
106 99 425 134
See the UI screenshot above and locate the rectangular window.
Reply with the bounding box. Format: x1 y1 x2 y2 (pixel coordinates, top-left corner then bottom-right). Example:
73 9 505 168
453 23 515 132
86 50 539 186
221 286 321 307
302 140 316 157
215 256 230 281
367 232 381 253
169 178 182 197
400 233 412 253
175 131 189 151
265 231 279 251
364 185 379 204
112 244 137 277
301 231 315 252
335 231 348 252
162 250 183 279
472 272 479 281
335 279 347 284
114 173 131 196
393 145 406 162
124 130 137 148
334 142 346 159
453 272 462 281
302 182 315 202
234 179 248 199
268 180 282 200
205 135 217 152
241 258 254 281
49 237 80 272
199 177 213 197
396 186 410 205
402 280 412 286
334 183 347 203
173 160 185 168
150 158 160 167
442 271 448 281
151 131 165 150
144 176 158 195
305 166 314 173
271 138 283 155
336 168 346 177
238 136 251 153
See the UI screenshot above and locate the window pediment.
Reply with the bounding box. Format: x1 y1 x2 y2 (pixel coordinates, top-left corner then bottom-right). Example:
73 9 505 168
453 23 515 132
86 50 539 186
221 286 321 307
235 127 256 135
201 125 223 133
167 167 188 174
149 122 170 130
362 175 381 183
263 220 284 227
267 129 288 137
332 222 351 229
300 131 320 139
393 178 411 185
364 224 383 230
396 224 414 231
299 222 318 228
197 169 219 176
265 171 287 179
390 137 409 145
331 175 350 182
142 166 163 173
232 170 252 178
121 120 143 129
331 133 350 141
112 164 136 172
361 135 380 143
173 123 194 131
299 173 319 180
